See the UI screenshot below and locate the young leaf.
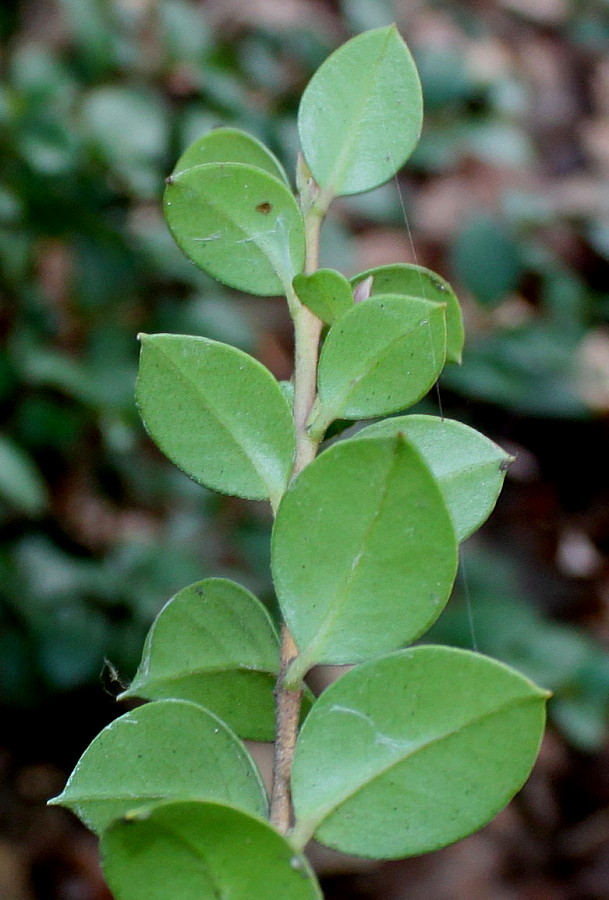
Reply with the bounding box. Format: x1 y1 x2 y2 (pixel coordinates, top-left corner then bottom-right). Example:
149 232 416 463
164 162 305 295
353 415 512 541
102 801 323 900
173 127 289 185
298 26 423 197
49 700 267 834
119 578 280 741
311 294 446 433
351 263 465 364
291 646 549 857
293 268 354 324
136 333 295 505
272 436 458 678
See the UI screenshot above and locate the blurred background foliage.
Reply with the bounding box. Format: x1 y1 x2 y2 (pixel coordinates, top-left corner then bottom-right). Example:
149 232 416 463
1 1 609 897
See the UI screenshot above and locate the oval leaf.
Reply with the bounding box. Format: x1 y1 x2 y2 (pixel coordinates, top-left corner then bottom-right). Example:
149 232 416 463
49 700 267 834
311 294 446 432
103 801 323 900
120 578 280 741
291 646 549 858
354 415 512 541
136 333 295 504
298 26 423 197
164 162 305 295
173 127 289 185
351 263 464 364
272 436 458 677
293 269 354 324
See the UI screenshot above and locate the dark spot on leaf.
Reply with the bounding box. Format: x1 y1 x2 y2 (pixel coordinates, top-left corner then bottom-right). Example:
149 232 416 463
429 275 447 292
256 201 272 214
165 175 175 185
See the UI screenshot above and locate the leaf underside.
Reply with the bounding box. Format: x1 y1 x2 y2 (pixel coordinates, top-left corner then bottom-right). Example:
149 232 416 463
298 25 423 196
353 415 511 540
291 646 549 858
351 263 464 364
136 333 295 503
122 579 280 741
103 801 323 900
50 700 267 834
272 435 458 671
164 161 305 295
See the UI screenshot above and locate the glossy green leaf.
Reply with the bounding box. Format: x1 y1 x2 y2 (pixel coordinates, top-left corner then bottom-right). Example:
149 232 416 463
173 127 289 185
293 269 354 324
120 578 280 741
49 700 267 834
291 646 549 857
311 295 446 433
272 436 458 678
354 415 511 541
164 162 304 295
298 26 423 197
102 801 323 900
351 263 464 363
136 333 295 504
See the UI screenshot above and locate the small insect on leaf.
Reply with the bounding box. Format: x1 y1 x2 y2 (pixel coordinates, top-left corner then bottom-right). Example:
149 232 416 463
256 201 272 214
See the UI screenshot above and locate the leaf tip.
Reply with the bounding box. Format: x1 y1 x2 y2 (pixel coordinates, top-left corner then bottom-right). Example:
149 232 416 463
499 455 516 473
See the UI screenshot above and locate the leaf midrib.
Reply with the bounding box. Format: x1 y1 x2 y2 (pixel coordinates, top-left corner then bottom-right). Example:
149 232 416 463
321 301 443 416
296 691 540 837
177 164 299 292
131 664 278 694
122 818 223 898
296 442 402 665
324 28 393 194
152 339 284 497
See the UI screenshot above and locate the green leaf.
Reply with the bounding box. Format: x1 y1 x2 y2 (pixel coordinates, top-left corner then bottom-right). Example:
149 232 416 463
120 578 280 741
173 127 289 186
293 269 354 324
354 415 511 541
49 700 267 834
351 263 464 364
311 295 446 433
136 334 295 504
272 436 457 678
297 26 423 197
291 646 549 857
102 801 323 900
164 162 305 295
0 435 47 515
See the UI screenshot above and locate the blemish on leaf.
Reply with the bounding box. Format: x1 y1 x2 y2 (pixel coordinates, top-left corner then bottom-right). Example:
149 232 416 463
256 201 272 214
429 275 447 292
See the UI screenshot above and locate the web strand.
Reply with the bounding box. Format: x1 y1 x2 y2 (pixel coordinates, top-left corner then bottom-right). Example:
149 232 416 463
391 171 444 420
392 162 476 649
